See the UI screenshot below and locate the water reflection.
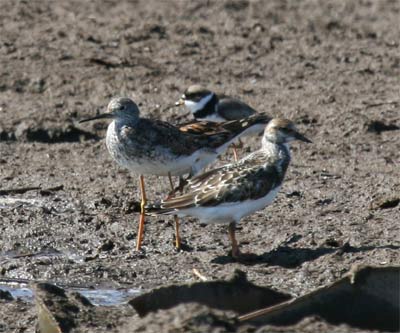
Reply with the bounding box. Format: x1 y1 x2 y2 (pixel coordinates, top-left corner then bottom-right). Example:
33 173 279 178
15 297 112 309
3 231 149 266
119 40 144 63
0 284 141 306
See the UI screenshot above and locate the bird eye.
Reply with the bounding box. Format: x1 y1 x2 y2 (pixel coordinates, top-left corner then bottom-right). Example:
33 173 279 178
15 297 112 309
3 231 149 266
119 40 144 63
119 105 126 111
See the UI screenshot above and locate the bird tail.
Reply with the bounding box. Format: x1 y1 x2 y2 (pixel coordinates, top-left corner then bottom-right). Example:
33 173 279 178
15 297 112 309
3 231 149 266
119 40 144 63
212 113 271 154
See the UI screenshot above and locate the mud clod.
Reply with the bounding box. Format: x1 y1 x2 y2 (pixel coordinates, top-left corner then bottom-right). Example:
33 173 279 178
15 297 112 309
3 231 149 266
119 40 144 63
0 289 14 301
366 120 399 134
13 123 100 143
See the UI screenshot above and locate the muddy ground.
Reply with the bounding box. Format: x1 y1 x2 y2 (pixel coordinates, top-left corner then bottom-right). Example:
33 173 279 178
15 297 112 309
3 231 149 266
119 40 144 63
0 0 399 332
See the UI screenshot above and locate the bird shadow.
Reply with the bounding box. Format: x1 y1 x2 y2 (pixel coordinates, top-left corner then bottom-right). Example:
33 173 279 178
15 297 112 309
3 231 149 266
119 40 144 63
211 243 399 267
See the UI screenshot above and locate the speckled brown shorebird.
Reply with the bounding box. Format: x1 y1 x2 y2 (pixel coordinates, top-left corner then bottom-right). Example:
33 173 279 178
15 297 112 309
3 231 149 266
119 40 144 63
80 97 271 251
147 118 311 259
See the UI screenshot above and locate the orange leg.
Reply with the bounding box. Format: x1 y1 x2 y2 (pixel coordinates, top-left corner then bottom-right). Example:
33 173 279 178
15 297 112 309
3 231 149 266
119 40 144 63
168 173 181 249
136 175 146 251
228 222 240 258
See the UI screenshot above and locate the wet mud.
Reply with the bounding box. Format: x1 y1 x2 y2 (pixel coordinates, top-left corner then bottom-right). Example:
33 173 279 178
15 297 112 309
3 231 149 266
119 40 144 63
0 0 399 332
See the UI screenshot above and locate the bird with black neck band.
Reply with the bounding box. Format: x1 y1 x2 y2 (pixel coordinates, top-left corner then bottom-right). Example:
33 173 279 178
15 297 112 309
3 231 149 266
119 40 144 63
176 85 264 160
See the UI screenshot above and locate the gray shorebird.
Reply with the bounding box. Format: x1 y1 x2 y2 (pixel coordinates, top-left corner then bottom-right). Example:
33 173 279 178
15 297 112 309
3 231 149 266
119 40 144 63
146 118 311 259
176 85 262 160
79 97 271 251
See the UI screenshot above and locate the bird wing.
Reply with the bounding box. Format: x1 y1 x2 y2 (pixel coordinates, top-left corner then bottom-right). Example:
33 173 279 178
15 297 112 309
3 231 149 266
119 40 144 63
177 114 271 147
217 97 257 120
218 113 271 133
178 120 230 136
120 119 219 156
120 116 270 159
158 152 282 212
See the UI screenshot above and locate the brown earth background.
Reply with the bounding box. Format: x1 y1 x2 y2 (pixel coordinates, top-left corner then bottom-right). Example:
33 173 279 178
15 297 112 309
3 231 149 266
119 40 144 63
0 0 399 332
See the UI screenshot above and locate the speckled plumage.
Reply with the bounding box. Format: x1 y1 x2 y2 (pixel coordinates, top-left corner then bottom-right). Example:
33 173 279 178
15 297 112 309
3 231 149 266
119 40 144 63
157 150 288 211
81 97 271 177
178 113 271 137
149 118 311 225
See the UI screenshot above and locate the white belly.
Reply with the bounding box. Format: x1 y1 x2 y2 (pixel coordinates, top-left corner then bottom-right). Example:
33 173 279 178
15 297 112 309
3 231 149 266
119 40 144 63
106 130 218 176
175 186 281 224
105 120 224 177
116 150 218 176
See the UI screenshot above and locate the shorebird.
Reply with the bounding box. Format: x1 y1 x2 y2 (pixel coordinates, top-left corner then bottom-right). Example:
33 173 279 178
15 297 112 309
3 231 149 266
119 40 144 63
175 85 262 160
176 85 257 122
146 118 311 259
79 97 271 251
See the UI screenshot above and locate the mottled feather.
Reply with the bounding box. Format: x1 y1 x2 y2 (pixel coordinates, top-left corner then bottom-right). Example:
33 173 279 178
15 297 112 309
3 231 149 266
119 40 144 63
178 113 270 136
157 148 289 213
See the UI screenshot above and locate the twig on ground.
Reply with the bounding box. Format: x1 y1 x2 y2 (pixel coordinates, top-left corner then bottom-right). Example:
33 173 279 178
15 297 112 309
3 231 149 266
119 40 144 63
363 100 398 109
192 268 208 281
0 186 41 195
0 185 64 196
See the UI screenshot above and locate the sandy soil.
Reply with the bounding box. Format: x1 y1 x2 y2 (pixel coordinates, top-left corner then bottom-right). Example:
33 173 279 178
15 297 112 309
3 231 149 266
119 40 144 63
0 0 399 332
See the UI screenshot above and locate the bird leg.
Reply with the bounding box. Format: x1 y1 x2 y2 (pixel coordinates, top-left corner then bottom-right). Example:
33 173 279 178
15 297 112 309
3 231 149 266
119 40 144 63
228 222 241 258
168 172 181 249
231 138 244 162
232 144 239 162
167 175 189 198
136 175 146 251
178 175 189 193
236 138 244 149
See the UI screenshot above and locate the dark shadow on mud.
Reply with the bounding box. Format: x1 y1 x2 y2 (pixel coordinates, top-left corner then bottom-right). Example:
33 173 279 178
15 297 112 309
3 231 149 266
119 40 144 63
240 266 400 332
130 270 291 317
211 244 400 267
27 266 399 333
129 266 399 333
1 124 100 143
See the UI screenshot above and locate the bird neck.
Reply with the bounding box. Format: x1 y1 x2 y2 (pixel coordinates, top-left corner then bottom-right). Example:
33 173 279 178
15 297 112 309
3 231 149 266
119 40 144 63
261 139 291 175
191 93 218 119
114 115 139 128
108 117 139 142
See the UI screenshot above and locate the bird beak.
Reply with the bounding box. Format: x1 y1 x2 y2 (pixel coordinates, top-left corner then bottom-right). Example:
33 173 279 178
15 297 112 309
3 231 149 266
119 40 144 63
79 113 114 123
174 95 186 107
294 131 312 143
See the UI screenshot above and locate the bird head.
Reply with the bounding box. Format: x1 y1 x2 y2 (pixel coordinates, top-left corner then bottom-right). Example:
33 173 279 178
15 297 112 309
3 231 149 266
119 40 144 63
175 85 215 114
79 97 140 124
263 118 312 144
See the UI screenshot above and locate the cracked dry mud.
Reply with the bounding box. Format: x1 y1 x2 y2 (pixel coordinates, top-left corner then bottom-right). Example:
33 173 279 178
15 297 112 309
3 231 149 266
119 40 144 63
0 0 399 332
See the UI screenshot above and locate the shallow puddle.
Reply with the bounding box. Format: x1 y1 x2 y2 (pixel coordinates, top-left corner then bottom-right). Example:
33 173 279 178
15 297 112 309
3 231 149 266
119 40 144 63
76 288 141 306
0 283 141 306
0 248 140 306
1 284 34 301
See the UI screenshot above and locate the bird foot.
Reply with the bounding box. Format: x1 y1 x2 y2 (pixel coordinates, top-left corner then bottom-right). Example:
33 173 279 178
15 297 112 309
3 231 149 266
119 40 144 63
173 240 191 252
